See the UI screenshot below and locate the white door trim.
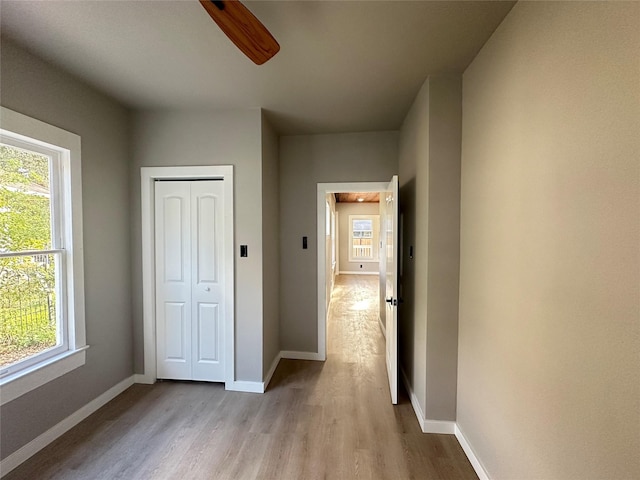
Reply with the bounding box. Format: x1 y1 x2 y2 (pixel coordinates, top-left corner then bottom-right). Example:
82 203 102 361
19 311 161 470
140 166 234 388
316 182 388 361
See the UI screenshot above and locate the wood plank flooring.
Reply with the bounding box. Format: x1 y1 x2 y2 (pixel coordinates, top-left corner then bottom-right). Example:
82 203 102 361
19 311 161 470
4 274 477 480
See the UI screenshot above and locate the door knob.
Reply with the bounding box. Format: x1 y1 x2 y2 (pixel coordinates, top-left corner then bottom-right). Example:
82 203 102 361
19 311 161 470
386 298 393 303
205 287 210 292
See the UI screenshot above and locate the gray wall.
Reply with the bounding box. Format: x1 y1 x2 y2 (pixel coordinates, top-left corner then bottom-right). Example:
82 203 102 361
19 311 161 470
279 132 398 353
458 2 640 479
131 109 265 382
398 82 428 409
425 76 461 421
336 202 380 274
0 38 133 459
261 113 280 378
398 75 461 421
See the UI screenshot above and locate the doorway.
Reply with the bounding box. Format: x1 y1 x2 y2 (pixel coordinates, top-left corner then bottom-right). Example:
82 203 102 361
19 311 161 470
140 166 234 387
317 179 399 403
316 181 388 358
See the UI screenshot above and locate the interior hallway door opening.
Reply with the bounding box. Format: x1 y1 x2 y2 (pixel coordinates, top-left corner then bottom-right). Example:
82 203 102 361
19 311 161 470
317 178 399 404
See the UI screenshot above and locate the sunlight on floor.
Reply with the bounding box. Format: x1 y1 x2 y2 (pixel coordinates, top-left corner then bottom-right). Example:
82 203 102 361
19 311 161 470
350 299 372 311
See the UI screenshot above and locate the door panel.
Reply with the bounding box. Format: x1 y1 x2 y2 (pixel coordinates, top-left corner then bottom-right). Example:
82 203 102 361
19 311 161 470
162 196 187 282
155 180 225 382
195 194 218 284
191 181 225 381
164 302 187 360
156 181 191 380
197 303 219 362
385 176 399 404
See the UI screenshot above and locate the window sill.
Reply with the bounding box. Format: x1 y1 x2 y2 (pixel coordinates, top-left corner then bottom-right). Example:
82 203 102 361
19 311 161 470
0 346 89 405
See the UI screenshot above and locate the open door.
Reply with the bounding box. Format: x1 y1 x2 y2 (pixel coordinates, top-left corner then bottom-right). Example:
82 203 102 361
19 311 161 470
384 175 399 404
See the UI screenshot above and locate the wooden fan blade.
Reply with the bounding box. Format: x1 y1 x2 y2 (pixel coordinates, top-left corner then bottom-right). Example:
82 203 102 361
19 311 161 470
199 0 280 65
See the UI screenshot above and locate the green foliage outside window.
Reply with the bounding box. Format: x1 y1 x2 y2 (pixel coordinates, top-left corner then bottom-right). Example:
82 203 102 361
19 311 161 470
1 145 57 368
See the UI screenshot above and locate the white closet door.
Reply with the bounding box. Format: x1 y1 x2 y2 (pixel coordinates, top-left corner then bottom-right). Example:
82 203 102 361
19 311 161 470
155 180 225 382
190 180 225 382
155 181 192 380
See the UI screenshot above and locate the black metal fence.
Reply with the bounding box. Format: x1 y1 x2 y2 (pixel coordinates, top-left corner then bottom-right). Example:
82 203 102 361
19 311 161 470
1 297 56 342
0 258 57 346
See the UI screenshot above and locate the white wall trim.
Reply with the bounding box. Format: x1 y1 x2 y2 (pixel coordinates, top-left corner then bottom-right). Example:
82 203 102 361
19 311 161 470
133 373 154 385
317 182 389 364
135 348 324 396
260 350 326 393
140 166 234 390
0 372 488 480
401 367 426 431
455 424 491 480
0 375 134 477
400 368 485 476
0 107 86 404
0 348 87 406
338 270 379 276
399 369 489 479
424 419 456 435
281 350 325 361
400 368 455 434
226 381 264 394
262 352 282 391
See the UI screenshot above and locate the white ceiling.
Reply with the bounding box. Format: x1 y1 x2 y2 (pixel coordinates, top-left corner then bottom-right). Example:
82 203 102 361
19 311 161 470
0 0 515 134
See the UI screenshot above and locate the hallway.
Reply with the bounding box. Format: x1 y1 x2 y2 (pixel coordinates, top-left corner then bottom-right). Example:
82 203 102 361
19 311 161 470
327 274 383 368
4 275 477 480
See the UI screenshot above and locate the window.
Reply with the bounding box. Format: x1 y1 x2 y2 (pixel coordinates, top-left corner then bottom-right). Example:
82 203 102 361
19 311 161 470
0 107 85 405
349 214 379 262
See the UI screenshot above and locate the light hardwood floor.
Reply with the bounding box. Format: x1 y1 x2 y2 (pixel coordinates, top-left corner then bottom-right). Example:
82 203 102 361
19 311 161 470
4 274 477 479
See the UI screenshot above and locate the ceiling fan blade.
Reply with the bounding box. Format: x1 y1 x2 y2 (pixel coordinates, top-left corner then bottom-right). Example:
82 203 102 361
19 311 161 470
199 0 280 65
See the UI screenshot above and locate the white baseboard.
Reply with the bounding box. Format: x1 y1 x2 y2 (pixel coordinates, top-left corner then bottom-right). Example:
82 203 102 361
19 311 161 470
221 350 326 394
400 368 455 434
135 372 265 394
0 375 134 477
262 352 282 392
133 373 154 385
226 380 264 394
400 369 487 478
400 367 427 432
455 424 490 480
338 271 379 276
424 419 456 434
1 368 489 480
280 350 325 361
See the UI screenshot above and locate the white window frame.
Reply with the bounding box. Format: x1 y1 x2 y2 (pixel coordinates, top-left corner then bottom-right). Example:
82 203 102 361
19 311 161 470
348 214 379 263
0 107 87 405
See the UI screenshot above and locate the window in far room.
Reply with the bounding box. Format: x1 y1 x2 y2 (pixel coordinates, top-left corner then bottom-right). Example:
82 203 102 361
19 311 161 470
349 214 379 262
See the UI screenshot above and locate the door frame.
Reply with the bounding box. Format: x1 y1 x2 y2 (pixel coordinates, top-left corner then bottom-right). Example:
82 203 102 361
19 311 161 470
140 166 234 387
316 182 388 361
